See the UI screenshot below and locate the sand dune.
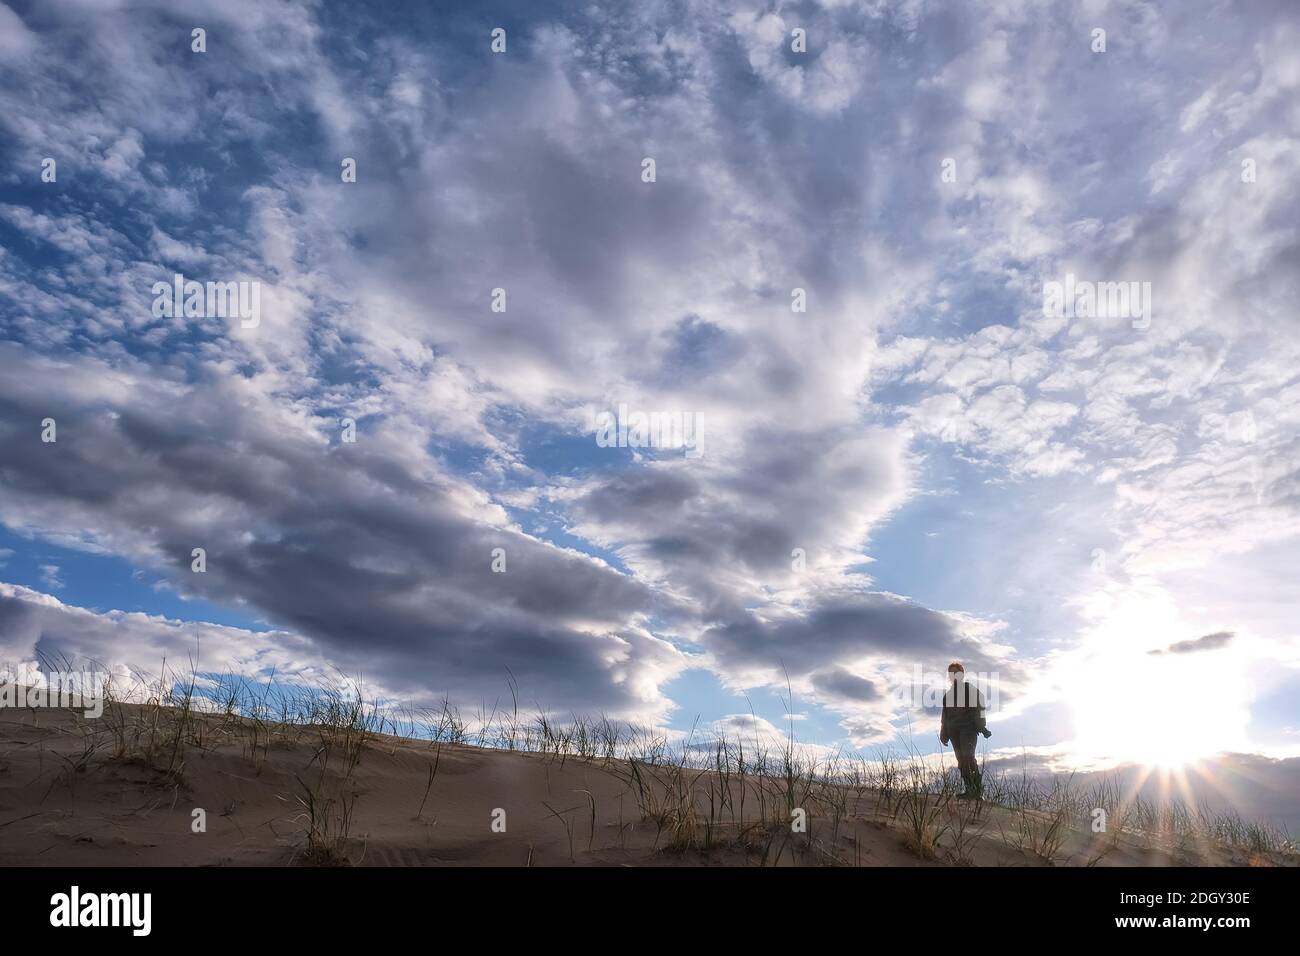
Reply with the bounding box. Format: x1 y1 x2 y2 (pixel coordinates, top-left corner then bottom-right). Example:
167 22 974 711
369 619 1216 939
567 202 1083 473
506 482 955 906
0 701 1290 867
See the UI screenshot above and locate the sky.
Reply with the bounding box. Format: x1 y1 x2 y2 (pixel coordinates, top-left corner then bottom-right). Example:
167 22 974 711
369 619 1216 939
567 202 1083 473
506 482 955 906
0 0 1298 827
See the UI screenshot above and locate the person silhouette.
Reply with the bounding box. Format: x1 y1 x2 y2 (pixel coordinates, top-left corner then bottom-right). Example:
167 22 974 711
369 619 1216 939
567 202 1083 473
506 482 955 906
939 661 991 799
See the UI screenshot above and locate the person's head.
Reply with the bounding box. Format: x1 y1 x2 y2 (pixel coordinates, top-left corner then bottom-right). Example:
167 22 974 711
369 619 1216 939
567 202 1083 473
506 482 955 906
947 661 965 683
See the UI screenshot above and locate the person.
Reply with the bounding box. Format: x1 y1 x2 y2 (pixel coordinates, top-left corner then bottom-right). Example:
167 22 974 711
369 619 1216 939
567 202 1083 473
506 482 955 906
939 661 991 799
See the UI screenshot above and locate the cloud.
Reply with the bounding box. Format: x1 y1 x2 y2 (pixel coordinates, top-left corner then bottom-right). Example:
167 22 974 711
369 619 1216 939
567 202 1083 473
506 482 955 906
0 4 35 63
1149 630 1235 656
37 564 64 591
0 581 323 681
0 345 684 717
701 592 995 681
564 426 910 609
809 665 882 703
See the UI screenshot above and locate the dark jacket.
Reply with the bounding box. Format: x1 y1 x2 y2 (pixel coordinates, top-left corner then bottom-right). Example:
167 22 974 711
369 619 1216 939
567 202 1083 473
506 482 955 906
940 679 987 741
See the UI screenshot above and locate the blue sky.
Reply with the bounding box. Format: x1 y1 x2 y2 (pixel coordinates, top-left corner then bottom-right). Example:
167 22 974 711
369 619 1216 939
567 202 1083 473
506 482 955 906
1 0 1299 822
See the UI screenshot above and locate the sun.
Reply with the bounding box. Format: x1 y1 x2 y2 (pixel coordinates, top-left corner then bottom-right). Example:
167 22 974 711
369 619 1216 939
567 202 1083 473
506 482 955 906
1068 659 1214 768
1060 587 1251 769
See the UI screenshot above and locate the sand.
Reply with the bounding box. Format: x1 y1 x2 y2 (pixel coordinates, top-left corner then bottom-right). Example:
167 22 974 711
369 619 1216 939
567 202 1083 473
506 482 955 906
0 701 1288 867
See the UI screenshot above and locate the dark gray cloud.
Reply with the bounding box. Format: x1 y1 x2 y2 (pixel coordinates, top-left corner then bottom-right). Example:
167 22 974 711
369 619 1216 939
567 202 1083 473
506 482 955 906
567 425 910 614
701 591 995 681
562 420 1013 703
810 665 881 703
1149 631 1235 656
0 346 681 713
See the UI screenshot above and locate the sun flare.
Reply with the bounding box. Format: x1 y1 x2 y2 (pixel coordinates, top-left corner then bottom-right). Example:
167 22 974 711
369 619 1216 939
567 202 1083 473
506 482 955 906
1062 587 1251 769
